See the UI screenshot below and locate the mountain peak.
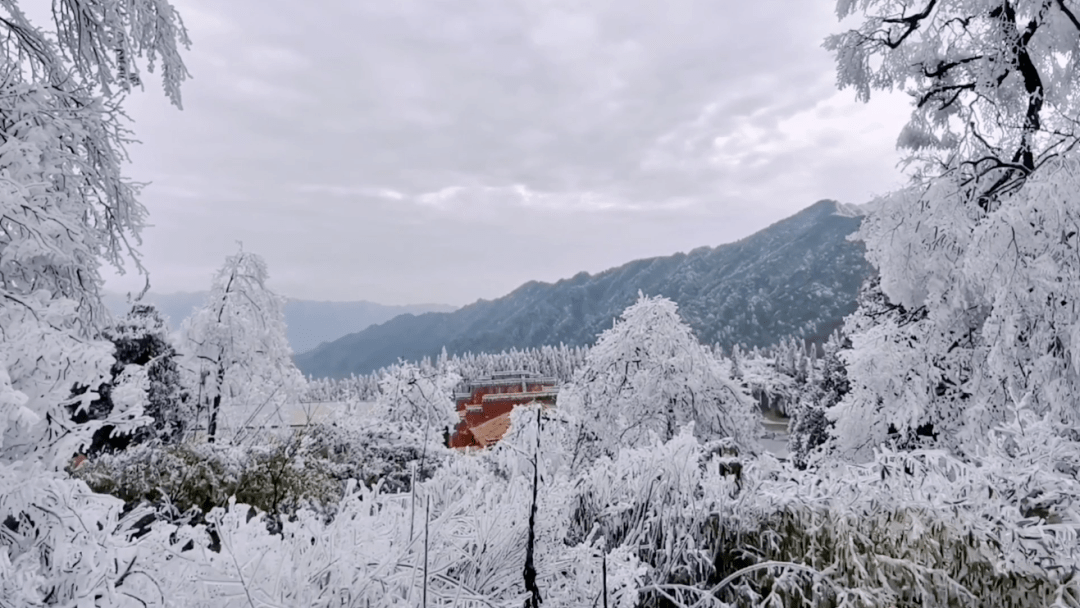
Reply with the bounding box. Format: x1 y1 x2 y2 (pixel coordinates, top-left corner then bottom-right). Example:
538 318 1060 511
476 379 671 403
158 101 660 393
296 200 875 378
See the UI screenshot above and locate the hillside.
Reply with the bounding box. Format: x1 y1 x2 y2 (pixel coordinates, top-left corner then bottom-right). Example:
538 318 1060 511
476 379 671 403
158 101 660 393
296 200 875 378
102 292 456 354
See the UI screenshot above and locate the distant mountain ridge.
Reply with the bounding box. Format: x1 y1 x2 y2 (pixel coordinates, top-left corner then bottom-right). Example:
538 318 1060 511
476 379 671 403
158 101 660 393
296 200 876 379
102 292 456 354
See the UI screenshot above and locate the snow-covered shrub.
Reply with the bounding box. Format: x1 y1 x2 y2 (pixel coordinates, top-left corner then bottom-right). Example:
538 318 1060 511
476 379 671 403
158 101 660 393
134 453 536 607
307 420 445 494
53 403 1070 608
488 411 1080 608
730 447 1080 606
74 434 343 532
74 441 241 514
555 428 746 606
0 463 168 607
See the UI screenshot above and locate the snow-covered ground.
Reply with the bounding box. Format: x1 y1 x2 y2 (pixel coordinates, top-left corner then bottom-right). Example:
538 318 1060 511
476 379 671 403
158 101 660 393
286 400 376 425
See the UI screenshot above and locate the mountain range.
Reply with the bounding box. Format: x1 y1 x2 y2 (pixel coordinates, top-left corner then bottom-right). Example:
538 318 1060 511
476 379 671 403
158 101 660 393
295 200 876 379
102 292 456 354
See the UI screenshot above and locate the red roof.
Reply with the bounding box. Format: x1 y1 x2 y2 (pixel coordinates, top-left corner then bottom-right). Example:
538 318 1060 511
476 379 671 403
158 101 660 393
470 412 514 448
449 371 558 449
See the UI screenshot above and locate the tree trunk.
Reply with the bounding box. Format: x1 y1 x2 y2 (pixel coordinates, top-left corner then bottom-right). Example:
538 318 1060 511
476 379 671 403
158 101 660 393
523 408 542 608
206 364 226 443
602 552 608 608
207 393 221 443
666 397 676 441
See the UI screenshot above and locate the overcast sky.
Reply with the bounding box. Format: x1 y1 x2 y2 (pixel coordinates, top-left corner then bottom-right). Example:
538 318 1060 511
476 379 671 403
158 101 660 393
101 0 912 306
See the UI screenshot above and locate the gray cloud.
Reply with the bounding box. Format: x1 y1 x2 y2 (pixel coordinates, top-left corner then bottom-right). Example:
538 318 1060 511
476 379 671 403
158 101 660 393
104 0 911 305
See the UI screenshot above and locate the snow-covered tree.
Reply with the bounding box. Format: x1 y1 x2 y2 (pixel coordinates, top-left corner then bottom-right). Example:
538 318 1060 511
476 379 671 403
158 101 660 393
561 294 759 467
118 304 190 443
76 303 189 454
182 248 306 443
0 1 189 604
1 0 189 466
373 362 459 435
827 0 1080 458
828 0 1080 176
789 330 849 468
736 348 798 416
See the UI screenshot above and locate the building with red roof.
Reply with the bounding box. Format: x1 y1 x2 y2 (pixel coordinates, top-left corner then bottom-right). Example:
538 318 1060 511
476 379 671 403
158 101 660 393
448 370 557 449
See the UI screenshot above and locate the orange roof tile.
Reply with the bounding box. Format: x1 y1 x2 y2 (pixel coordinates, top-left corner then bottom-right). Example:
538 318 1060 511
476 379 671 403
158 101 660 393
470 411 514 448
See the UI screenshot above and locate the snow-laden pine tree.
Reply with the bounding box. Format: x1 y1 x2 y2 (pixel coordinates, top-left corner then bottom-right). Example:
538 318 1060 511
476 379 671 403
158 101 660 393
789 330 849 468
827 0 1080 458
562 294 759 467
78 303 189 454
182 248 306 443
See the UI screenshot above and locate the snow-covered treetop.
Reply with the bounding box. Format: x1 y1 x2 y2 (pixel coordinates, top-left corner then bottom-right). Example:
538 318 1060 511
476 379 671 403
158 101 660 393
830 0 1080 177
564 294 759 461
1 0 190 105
0 0 190 334
182 248 306 441
373 362 460 433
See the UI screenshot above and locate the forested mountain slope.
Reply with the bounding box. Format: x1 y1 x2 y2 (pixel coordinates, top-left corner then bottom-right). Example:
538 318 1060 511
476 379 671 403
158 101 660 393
297 200 874 378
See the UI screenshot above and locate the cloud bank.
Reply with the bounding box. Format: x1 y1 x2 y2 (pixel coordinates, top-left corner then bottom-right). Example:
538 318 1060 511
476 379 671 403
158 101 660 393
105 0 911 305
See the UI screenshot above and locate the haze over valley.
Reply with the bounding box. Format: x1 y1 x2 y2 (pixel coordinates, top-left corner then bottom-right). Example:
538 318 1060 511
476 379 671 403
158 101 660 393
103 292 456 354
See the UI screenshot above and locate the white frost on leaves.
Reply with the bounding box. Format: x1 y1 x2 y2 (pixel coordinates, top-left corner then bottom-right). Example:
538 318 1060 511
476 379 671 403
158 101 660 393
0 367 36 446
373 361 460 432
826 0 1080 462
833 153 1080 460
560 293 760 469
181 248 307 442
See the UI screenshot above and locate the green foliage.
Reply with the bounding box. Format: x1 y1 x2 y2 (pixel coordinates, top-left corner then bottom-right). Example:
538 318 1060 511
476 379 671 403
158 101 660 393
74 435 343 531
73 412 449 536
233 437 344 529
